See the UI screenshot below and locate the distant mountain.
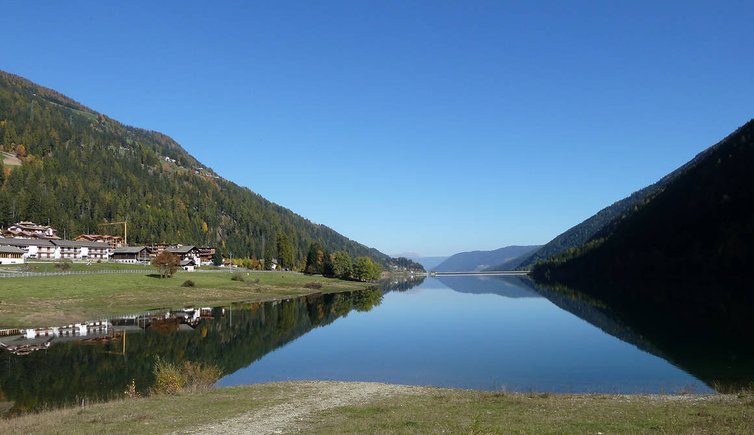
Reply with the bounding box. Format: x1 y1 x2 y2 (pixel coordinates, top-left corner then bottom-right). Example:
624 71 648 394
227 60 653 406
433 245 540 272
533 119 754 288
0 70 416 269
399 255 448 271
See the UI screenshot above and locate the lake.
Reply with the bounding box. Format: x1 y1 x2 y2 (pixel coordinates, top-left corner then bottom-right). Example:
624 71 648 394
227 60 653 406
2 274 752 414
218 276 711 393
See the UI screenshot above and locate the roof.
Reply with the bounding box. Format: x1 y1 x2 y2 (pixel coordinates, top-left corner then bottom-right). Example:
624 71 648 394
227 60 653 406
10 221 51 231
166 245 197 255
0 245 25 254
113 246 148 254
52 240 110 249
75 234 123 241
180 259 196 266
0 237 55 247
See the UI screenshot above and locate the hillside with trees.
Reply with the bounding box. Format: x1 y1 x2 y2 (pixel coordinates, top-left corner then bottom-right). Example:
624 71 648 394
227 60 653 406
532 119 754 290
512 130 738 270
0 70 422 271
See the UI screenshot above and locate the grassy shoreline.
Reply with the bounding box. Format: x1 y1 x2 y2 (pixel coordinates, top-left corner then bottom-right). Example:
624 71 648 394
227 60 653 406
1 381 752 433
0 271 369 329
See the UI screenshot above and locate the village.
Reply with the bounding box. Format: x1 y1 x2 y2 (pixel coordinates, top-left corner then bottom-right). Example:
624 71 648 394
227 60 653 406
0 220 216 271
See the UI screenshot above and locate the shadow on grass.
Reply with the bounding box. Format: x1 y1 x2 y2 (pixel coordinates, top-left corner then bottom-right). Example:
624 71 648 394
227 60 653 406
146 274 172 279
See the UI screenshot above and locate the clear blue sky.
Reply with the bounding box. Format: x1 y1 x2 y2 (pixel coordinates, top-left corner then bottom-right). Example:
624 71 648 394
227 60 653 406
2 1 753 256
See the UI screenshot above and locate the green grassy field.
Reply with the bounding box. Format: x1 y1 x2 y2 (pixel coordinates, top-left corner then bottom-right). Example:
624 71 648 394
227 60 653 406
312 388 754 434
0 261 155 273
0 271 368 328
1 382 752 434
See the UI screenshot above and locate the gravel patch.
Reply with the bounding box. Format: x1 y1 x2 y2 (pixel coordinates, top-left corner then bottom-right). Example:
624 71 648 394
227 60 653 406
176 381 427 435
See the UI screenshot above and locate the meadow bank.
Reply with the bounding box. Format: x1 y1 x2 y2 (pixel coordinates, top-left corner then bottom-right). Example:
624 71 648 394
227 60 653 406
0 270 369 329
1 381 752 434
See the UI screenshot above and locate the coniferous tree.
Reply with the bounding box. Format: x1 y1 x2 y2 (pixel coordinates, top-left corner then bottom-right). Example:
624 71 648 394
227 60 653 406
263 238 276 270
0 70 406 269
276 231 295 270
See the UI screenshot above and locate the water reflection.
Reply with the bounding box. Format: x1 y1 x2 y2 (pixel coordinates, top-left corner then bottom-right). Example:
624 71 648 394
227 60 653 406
220 276 711 394
0 287 386 415
3 274 749 415
436 275 540 298
529 279 754 393
381 275 426 292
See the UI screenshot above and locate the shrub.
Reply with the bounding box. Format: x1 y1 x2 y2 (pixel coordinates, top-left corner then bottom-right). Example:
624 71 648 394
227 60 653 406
153 357 184 395
152 357 222 395
304 282 322 289
231 272 245 282
181 279 195 287
54 259 73 270
181 361 222 392
123 379 141 399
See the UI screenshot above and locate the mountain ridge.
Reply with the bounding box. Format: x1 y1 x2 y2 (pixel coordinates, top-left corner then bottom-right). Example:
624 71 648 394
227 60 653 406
532 118 754 287
433 245 540 272
513 124 745 270
0 70 421 270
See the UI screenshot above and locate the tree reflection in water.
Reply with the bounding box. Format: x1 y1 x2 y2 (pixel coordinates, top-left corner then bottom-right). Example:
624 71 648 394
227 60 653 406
0 286 393 415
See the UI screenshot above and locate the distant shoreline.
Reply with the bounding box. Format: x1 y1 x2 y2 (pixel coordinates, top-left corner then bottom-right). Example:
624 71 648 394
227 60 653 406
430 270 530 276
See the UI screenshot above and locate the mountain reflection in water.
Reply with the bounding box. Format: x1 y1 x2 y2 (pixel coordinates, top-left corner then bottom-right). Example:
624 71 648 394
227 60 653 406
0 287 386 415
2 273 751 416
439 274 754 393
529 279 754 393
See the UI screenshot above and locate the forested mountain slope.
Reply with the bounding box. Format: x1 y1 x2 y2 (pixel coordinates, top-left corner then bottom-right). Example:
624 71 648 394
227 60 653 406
532 119 754 288
433 245 539 272
0 70 414 268
516 121 746 270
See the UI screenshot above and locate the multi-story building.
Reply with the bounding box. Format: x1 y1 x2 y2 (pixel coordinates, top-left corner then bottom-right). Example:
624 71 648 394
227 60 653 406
0 237 111 261
197 247 216 264
0 237 56 259
3 221 60 239
74 234 125 249
111 246 150 263
51 240 111 261
165 245 202 266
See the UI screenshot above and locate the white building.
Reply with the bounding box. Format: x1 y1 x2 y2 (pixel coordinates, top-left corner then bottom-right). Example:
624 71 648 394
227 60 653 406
0 245 25 264
51 240 110 261
166 245 202 267
0 237 55 259
3 221 59 239
0 237 110 261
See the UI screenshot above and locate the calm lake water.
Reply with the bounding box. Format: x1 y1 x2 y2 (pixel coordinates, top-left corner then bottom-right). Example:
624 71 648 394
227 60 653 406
3 274 753 413
219 276 711 393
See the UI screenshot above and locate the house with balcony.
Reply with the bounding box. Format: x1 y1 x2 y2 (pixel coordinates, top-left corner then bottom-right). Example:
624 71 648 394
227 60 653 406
74 234 125 249
111 246 150 264
166 245 201 267
0 237 55 259
197 246 216 264
3 221 60 240
51 240 111 261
